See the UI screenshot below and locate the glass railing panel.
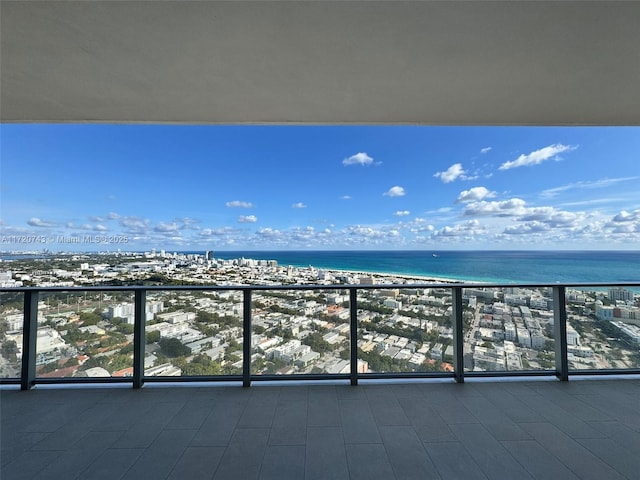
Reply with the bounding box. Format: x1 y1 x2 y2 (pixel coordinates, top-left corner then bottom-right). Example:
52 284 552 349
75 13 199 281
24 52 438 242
144 290 243 377
251 288 349 376
357 286 453 374
566 286 640 371
34 290 134 378
0 291 24 379
463 286 556 373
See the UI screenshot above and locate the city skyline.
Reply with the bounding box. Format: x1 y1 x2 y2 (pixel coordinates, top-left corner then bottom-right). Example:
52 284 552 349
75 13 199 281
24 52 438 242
1 125 639 251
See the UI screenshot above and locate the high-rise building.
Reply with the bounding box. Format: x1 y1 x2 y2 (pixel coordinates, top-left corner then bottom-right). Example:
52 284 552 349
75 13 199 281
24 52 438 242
609 287 633 303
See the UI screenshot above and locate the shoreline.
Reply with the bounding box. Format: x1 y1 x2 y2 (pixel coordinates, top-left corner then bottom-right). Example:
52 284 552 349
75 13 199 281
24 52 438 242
312 267 467 285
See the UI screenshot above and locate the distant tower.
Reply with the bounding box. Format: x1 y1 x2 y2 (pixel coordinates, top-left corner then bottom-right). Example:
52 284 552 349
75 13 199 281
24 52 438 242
205 250 214 261
609 287 633 303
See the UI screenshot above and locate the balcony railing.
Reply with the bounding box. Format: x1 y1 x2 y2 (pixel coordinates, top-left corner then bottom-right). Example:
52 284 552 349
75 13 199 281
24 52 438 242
1 282 639 390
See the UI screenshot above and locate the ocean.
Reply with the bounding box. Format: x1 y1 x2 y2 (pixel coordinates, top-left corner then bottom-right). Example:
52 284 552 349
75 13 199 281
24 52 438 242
212 250 640 284
2 250 638 285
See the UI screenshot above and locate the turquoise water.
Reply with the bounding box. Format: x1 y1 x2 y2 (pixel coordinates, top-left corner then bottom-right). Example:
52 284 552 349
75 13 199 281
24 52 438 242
212 250 640 284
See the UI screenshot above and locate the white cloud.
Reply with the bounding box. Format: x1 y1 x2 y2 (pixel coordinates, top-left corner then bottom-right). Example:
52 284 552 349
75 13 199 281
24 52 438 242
226 200 254 208
119 216 151 233
107 212 120 220
433 220 486 237
480 147 492 154
199 227 237 237
154 222 180 233
499 144 577 170
540 176 640 199
464 198 527 217
383 186 406 197
343 152 374 166
292 202 307 209
612 210 640 222
394 210 410 217
256 227 281 237
340 195 352 200
238 215 257 223
27 217 56 227
81 223 108 231
434 163 466 183
503 221 551 235
456 186 497 203
347 225 401 240
518 207 582 226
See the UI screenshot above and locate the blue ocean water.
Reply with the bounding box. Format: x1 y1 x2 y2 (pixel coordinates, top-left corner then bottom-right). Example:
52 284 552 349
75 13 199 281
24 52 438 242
212 250 640 284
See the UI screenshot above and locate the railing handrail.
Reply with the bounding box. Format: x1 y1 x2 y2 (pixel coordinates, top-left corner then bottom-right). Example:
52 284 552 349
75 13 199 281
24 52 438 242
2 280 640 294
1 281 639 390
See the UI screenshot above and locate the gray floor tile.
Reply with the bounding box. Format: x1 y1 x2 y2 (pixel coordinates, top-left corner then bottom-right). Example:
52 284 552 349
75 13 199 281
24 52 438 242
305 426 350 480
501 440 581 480
379 426 441 480
259 445 305 480
121 429 197 480
366 390 411 426
398 400 456 442
476 387 542 423
339 397 382 444
167 446 225 480
586 420 640 452
213 428 270 480
450 423 535 480
165 399 215 430
431 399 478 424
519 422 626 480
190 400 245 446
1 432 49 465
577 437 640 480
80 448 144 480
346 443 396 480
236 391 279 428
423 442 488 480
268 424 306 445
516 393 606 438
307 389 341 426
0 450 59 480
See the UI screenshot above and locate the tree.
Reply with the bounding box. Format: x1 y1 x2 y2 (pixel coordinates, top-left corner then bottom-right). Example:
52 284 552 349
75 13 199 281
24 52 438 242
178 355 222 376
159 337 191 357
1 340 19 361
303 332 334 353
196 311 218 324
116 323 134 335
79 311 102 326
146 330 161 344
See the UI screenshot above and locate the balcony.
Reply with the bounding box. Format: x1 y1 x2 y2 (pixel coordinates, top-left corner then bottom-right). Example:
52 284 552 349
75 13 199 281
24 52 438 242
2 282 639 389
0 377 637 479
2 282 639 479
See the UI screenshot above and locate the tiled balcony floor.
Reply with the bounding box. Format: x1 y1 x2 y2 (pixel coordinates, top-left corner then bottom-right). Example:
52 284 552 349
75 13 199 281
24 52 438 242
2 378 639 480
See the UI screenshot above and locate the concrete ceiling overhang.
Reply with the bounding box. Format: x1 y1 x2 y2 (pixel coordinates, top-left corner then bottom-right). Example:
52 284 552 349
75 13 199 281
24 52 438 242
1 0 639 125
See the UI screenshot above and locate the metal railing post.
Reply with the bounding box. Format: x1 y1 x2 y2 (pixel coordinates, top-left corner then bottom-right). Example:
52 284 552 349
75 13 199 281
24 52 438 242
133 289 146 389
20 290 39 390
553 286 569 381
452 287 465 383
349 288 358 386
243 289 252 387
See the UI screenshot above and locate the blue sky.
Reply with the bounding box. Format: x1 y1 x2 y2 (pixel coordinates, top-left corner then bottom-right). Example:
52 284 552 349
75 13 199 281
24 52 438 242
1 125 639 251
